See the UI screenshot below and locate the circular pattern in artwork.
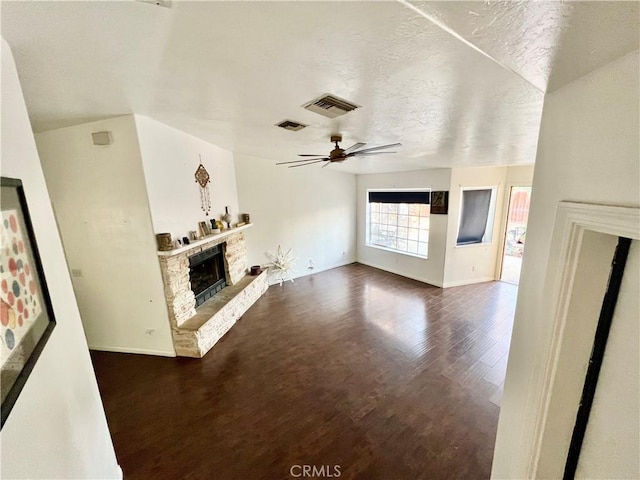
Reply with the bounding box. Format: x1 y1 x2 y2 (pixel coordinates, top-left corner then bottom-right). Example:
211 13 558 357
5 329 15 349
1 211 42 353
8 258 17 276
1 300 10 327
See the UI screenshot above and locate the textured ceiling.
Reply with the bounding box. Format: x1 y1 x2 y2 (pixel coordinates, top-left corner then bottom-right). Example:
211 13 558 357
1 1 638 174
408 1 640 92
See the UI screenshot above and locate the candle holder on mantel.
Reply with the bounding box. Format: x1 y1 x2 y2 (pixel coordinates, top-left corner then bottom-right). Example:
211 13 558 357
155 233 173 251
222 206 232 229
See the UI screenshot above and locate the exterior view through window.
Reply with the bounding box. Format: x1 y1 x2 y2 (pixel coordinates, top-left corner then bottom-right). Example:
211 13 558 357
367 190 430 258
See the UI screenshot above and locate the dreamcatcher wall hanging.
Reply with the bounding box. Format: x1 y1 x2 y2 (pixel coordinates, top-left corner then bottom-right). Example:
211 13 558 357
194 155 212 216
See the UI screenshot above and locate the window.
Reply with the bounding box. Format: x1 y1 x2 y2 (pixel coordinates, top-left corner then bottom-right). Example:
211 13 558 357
367 190 430 258
456 187 497 245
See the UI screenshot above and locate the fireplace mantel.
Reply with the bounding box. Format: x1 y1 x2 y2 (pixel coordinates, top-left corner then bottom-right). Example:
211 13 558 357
157 223 253 257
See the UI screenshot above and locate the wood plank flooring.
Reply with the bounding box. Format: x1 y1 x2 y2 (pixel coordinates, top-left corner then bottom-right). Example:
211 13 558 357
91 264 516 480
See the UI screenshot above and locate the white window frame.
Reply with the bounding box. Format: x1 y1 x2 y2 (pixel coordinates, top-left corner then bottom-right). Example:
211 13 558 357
455 186 498 247
365 188 430 259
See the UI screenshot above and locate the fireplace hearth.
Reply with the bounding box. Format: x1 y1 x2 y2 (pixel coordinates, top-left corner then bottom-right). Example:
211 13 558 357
189 244 226 307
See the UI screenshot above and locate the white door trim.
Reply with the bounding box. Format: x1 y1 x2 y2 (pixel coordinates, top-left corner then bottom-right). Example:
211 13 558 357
528 202 639 478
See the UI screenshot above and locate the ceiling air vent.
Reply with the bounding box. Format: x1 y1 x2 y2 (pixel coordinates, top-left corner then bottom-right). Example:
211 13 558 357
303 94 360 118
276 120 307 132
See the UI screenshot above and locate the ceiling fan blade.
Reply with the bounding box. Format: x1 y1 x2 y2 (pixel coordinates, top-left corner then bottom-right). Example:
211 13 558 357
276 157 328 165
349 151 397 157
288 160 326 168
321 161 332 168
343 142 366 154
298 154 326 157
348 143 401 155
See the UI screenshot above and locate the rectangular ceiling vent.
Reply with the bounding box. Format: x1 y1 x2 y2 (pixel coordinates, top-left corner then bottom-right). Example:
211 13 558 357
276 120 307 132
303 94 360 118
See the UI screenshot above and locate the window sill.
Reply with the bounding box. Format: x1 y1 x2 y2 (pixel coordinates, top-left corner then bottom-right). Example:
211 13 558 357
455 242 493 248
366 243 428 260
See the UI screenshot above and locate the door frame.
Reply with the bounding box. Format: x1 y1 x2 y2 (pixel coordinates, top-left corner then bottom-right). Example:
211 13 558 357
528 202 640 478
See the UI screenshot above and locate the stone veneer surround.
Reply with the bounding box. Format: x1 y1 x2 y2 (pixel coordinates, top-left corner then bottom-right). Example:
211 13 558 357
158 225 268 357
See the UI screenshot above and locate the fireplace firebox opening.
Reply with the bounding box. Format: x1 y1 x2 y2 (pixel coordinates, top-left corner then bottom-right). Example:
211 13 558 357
189 243 227 307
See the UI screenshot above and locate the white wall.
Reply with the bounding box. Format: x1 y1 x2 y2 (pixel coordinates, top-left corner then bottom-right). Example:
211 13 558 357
356 169 451 287
443 166 508 287
492 51 640 478
135 115 240 240
36 116 175 356
505 164 535 186
235 154 356 281
0 38 120 479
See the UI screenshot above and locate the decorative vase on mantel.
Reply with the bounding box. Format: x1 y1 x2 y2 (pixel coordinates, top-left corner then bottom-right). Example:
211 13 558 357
222 206 232 229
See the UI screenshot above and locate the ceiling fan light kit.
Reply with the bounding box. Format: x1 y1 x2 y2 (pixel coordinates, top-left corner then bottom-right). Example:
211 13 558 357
276 134 401 168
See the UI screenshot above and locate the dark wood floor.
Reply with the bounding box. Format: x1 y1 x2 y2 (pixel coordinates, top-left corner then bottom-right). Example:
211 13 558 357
91 264 516 480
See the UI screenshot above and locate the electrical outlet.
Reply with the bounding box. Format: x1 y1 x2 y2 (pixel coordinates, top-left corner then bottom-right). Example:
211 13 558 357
71 269 83 277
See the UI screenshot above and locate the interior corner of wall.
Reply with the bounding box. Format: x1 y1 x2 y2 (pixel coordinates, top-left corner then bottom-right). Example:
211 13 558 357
132 113 151 129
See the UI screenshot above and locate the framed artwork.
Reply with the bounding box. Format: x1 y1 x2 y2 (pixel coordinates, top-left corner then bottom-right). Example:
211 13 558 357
430 191 449 215
1 177 56 428
198 221 210 237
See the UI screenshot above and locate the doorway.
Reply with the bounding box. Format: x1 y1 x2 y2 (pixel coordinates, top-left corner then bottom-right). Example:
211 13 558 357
500 186 531 285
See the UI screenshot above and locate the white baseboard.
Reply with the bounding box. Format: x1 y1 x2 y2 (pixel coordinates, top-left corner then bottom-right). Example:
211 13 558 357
89 344 176 357
261 260 496 289
442 276 495 288
355 260 443 288
266 259 356 286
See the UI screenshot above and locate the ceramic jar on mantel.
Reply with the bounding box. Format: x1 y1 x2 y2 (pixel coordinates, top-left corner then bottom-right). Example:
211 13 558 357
222 206 232 229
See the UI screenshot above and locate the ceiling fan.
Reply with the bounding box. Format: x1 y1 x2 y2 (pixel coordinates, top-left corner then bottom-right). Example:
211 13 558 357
276 134 401 168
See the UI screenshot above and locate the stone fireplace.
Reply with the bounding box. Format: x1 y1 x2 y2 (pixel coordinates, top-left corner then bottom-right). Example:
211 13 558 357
157 224 268 357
